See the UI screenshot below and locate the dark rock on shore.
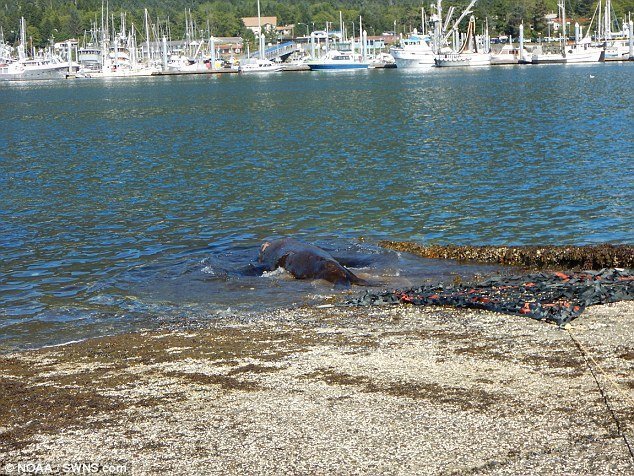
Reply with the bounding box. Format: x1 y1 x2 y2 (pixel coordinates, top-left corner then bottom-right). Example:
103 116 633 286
378 242 634 270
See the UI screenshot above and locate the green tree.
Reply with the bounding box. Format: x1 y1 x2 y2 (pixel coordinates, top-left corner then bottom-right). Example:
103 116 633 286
67 6 84 38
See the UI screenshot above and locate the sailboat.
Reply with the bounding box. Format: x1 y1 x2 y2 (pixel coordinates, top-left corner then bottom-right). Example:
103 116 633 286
532 0 602 64
307 16 371 70
77 6 159 78
239 0 282 73
596 0 632 61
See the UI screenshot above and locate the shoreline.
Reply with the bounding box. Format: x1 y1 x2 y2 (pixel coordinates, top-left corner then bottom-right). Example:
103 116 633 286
1 301 633 474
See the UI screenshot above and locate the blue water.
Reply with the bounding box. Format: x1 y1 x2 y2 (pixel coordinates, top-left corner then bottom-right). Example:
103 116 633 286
1 63 632 350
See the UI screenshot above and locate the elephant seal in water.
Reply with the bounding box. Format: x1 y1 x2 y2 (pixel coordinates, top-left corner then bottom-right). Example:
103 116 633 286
259 238 368 286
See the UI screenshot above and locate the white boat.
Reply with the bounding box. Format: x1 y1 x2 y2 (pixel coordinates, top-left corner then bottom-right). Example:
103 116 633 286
603 39 631 61
532 0 601 64
80 66 159 78
239 58 283 73
307 50 369 70
565 43 603 63
78 44 102 72
433 9 491 68
435 51 491 67
531 48 567 64
490 43 531 65
0 56 76 81
368 52 397 68
532 41 602 65
239 0 284 73
597 0 633 60
0 18 77 81
390 33 435 68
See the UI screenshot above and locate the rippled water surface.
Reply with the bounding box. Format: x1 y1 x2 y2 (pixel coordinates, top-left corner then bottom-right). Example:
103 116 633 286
1 64 632 349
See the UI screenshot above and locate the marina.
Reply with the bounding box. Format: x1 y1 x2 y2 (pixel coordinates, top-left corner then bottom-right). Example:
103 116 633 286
1 0 633 82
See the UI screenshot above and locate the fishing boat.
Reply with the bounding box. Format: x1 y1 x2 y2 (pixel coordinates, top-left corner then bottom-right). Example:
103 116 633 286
434 14 491 67
390 32 435 68
431 0 492 68
0 18 77 81
435 51 491 67
597 0 633 61
0 56 76 81
78 44 102 72
565 41 603 63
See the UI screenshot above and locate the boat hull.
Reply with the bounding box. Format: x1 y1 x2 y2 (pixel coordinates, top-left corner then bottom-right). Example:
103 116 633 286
434 53 491 67
391 51 435 68
79 68 159 78
308 63 368 70
490 57 519 65
0 65 73 81
565 48 603 63
531 53 566 64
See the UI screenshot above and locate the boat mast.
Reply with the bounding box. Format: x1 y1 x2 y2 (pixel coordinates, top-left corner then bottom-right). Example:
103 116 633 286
432 0 443 53
627 19 634 59
144 8 151 63
559 0 566 55
598 0 602 40
358 16 362 59
441 0 478 47
605 0 611 40
257 0 264 60
19 17 27 60
339 11 343 43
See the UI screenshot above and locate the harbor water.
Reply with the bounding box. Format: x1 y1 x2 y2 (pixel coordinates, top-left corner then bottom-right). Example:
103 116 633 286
1 64 632 350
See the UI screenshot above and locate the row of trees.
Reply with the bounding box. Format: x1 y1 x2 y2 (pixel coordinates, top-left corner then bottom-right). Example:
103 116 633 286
1 0 633 48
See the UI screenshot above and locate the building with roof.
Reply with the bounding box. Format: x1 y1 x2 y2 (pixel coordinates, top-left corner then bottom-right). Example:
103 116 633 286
242 16 277 36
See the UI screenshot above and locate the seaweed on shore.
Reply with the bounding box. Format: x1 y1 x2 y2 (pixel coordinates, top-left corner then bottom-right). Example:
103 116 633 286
378 242 634 270
348 268 634 326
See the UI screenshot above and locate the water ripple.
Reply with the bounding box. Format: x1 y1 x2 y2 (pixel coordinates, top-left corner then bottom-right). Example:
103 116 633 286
1 65 632 349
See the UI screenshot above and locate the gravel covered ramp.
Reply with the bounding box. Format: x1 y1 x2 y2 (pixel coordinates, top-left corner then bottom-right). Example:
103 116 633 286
1 303 633 474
